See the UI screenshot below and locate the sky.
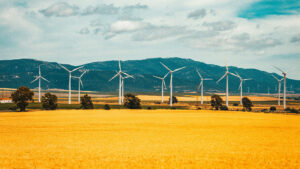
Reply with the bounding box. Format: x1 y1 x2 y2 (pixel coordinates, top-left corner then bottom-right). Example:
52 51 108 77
0 0 300 79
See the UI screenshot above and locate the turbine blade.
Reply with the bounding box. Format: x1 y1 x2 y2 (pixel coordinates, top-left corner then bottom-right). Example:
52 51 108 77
59 64 70 72
160 62 171 72
71 66 84 72
80 79 84 88
122 72 134 78
118 57 121 71
273 66 285 73
153 75 163 80
109 72 120 82
271 74 280 81
173 66 186 72
204 78 213 80
41 76 50 83
163 72 169 79
238 82 242 90
244 79 252 81
31 76 40 83
80 70 87 78
217 73 227 83
196 69 203 79
163 80 167 89
235 71 241 78
229 72 238 77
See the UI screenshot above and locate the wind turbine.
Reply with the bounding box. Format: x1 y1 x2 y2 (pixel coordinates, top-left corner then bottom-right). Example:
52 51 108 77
160 62 185 107
274 66 287 109
59 64 83 104
153 72 169 103
196 69 212 104
31 64 49 102
232 72 251 105
72 70 87 102
109 58 133 105
121 74 134 103
272 74 283 106
217 64 236 107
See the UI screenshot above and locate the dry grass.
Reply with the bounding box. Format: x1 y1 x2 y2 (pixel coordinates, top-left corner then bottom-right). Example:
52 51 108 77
0 110 299 168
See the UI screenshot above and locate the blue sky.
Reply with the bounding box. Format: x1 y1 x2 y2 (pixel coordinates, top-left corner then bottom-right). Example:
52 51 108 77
0 0 299 79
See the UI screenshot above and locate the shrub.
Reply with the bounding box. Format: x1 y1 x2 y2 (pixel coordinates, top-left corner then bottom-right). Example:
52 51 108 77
285 107 291 112
124 93 141 109
220 105 228 110
42 93 57 110
11 86 34 112
289 108 299 114
147 107 152 110
197 107 201 110
242 97 253 111
261 109 268 113
233 103 239 106
80 94 94 109
211 94 223 110
270 106 276 112
9 106 17 111
104 104 110 110
169 96 178 104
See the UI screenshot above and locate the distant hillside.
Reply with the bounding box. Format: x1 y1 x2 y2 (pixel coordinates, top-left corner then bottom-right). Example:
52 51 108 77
0 58 299 94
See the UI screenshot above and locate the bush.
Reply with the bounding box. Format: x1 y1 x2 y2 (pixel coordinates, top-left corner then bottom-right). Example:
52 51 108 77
242 97 253 111
169 96 178 104
197 107 201 110
285 107 291 112
233 103 239 106
9 106 17 111
147 107 152 110
261 109 268 113
220 105 228 110
11 86 34 112
104 104 110 110
124 93 141 109
270 106 276 112
211 94 223 110
80 94 94 109
289 108 299 114
42 93 57 110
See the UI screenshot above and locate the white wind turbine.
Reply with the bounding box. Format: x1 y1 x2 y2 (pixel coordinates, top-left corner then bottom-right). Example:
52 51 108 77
153 72 169 103
232 72 251 105
217 64 236 107
196 69 212 104
31 64 49 102
59 64 83 104
121 74 134 103
271 74 283 106
72 70 87 102
109 58 133 105
274 66 287 109
160 62 185 107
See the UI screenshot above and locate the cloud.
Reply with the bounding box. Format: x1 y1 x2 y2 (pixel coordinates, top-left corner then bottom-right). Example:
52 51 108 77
187 9 206 19
39 2 79 17
82 4 119 15
203 21 236 31
132 26 187 41
79 28 90 35
290 34 300 43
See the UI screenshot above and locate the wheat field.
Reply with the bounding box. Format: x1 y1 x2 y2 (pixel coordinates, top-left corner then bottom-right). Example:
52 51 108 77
0 110 299 168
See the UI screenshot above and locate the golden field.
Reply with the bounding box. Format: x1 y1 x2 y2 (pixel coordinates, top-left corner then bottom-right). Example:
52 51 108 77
0 110 299 168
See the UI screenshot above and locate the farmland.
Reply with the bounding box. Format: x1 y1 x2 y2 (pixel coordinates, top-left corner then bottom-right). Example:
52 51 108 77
0 109 299 168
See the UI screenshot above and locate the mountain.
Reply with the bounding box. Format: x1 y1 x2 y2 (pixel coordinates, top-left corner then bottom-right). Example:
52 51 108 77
0 58 299 94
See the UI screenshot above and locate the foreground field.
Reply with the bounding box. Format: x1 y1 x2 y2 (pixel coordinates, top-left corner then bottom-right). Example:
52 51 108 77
0 110 299 168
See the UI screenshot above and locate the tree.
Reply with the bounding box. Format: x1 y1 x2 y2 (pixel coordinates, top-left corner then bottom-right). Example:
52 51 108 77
169 96 178 104
80 94 94 109
211 94 223 110
42 93 57 110
11 86 34 112
104 104 111 110
124 93 141 109
242 97 253 111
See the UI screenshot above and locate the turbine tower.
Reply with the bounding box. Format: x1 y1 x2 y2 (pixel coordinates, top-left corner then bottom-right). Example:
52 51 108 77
59 64 83 104
196 69 212 104
153 72 169 103
160 62 185 107
271 74 283 106
72 70 87 102
217 64 236 107
109 58 133 105
274 66 287 109
121 74 134 103
232 72 251 105
31 65 49 102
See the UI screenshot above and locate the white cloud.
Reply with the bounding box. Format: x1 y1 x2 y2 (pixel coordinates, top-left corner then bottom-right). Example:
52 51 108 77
39 2 79 17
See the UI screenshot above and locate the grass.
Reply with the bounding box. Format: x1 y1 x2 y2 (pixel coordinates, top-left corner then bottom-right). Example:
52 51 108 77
0 109 299 168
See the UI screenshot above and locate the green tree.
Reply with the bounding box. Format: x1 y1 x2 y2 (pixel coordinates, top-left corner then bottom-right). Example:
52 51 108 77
42 93 58 110
124 93 141 109
169 96 178 104
211 94 223 110
80 94 94 109
242 97 253 111
11 86 34 112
